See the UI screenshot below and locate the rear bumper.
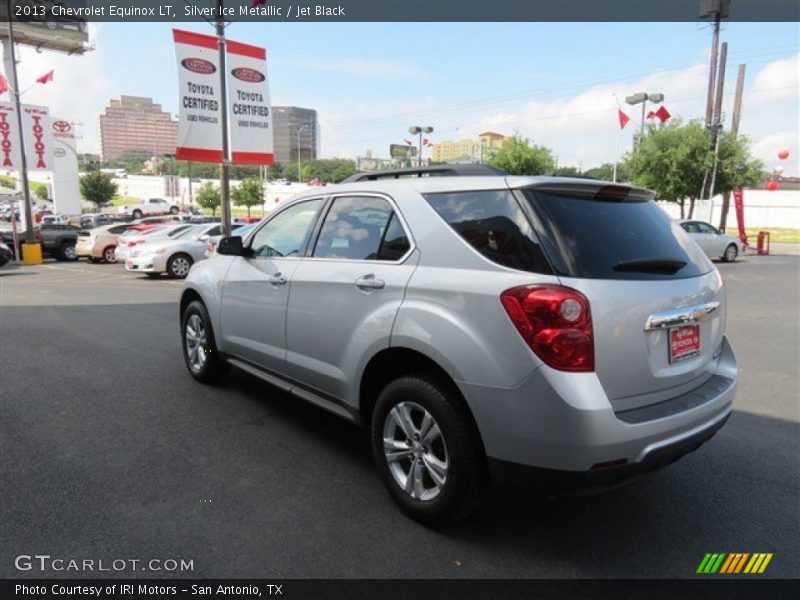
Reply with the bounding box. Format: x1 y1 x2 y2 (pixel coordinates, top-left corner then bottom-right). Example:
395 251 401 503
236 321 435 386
459 335 736 473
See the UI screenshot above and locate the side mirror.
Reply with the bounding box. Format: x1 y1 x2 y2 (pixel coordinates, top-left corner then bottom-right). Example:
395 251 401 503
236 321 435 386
199 234 210 241
217 236 247 256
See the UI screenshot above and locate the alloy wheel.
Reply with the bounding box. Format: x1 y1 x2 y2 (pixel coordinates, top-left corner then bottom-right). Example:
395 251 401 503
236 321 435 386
383 401 449 501
184 314 207 372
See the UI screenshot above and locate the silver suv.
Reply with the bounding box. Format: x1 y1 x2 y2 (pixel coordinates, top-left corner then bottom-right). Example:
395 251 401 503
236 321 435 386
179 166 737 524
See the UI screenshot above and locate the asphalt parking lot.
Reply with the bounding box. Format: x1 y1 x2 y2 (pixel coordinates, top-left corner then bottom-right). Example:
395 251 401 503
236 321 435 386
1 253 798 579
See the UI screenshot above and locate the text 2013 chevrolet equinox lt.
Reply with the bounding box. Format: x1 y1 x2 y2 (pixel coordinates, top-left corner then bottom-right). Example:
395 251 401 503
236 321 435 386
179 167 737 524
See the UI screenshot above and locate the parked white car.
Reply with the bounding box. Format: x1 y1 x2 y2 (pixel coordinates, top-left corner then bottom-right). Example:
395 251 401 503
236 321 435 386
118 198 180 220
679 220 742 262
116 224 193 262
125 223 241 278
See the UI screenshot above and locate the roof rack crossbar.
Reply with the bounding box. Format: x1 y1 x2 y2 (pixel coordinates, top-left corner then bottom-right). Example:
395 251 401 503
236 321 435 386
342 164 507 182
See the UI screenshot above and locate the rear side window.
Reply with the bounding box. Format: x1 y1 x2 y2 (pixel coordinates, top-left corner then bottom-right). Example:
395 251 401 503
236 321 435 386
424 190 551 273
522 190 713 280
313 196 409 261
109 225 128 235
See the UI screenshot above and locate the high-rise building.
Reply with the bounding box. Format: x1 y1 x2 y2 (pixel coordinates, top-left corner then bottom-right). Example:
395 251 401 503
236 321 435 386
99 96 178 161
431 131 506 163
271 106 319 165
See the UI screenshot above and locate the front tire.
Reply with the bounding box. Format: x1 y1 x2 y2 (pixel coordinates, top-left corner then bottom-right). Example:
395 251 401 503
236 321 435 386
169 206 179 215
132 209 143 220
370 375 489 525
181 300 229 383
167 253 193 278
722 243 738 262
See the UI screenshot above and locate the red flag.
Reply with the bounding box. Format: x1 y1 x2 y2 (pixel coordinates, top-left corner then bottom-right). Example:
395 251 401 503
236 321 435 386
646 111 657 120
617 109 630 130
403 139 412 145
251 0 267 6
36 70 54 84
423 138 432 146
654 105 671 122
0 75 8 95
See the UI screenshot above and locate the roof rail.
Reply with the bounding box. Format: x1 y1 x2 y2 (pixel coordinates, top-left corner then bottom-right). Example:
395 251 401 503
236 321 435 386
342 164 507 182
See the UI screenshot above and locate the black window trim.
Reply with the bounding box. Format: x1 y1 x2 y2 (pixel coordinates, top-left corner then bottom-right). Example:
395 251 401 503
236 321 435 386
306 192 415 265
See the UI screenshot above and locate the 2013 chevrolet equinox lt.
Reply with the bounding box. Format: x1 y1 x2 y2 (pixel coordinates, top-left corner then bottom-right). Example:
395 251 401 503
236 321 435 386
179 166 737 524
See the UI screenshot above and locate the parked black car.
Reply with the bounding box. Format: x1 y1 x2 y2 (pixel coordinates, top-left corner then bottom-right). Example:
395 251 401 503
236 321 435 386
0 224 79 261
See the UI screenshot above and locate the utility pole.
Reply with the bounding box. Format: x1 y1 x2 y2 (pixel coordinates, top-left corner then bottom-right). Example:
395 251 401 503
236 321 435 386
719 63 746 231
707 42 728 205
704 10 721 128
215 0 232 237
4 1 34 244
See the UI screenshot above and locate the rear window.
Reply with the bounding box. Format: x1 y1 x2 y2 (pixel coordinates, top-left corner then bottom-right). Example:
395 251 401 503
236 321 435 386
522 189 713 280
424 190 552 273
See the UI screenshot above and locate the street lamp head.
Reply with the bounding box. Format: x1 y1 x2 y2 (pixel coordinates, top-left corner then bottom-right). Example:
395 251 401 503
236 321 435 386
648 93 665 104
625 93 647 105
408 126 422 135
422 126 434 134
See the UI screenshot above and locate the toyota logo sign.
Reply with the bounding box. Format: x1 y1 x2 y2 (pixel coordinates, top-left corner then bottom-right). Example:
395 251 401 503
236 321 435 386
53 120 72 133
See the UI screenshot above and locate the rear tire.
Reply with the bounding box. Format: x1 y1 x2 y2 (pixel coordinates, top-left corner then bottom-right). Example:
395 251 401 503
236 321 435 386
370 375 489 525
132 209 143 220
167 253 193 278
103 246 117 263
169 206 179 215
181 300 229 383
57 242 78 261
722 244 738 262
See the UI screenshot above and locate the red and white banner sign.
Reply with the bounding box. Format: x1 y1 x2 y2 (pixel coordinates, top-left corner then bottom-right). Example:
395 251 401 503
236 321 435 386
174 29 224 163
0 102 53 172
173 29 273 165
227 39 274 165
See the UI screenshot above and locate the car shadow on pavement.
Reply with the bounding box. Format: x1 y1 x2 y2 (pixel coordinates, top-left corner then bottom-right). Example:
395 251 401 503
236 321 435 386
435 409 799 577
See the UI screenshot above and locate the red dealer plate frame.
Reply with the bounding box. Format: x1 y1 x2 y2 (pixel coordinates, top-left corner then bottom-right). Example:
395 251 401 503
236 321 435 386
669 324 701 363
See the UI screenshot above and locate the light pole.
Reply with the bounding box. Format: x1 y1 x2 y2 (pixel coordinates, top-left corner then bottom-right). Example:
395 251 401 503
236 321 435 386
625 92 664 150
408 126 433 167
296 123 309 183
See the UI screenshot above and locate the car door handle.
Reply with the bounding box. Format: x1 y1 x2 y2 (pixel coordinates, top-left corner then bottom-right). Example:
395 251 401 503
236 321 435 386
355 274 385 290
269 273 288 285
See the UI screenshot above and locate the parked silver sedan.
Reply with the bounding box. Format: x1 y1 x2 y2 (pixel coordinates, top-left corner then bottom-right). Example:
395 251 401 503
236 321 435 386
679 220 742 262
125 223 238 278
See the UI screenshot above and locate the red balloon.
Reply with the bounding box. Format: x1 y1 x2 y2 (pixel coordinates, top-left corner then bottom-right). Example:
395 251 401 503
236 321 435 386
778 149 790 160
767 180 779 191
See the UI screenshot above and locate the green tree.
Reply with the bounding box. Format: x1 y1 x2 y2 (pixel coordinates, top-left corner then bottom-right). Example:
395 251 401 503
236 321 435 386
554 166 581 177
300 158 357 183
31 182 49 201
488 134 556 175
195 182 221 216
713 131 765 229
231 178 264 218
282 162 299 182
79 171 118 208
625 119 711 219
584 162 630 182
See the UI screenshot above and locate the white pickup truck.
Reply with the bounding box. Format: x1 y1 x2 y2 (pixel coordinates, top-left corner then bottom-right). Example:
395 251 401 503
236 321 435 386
118 198 180 220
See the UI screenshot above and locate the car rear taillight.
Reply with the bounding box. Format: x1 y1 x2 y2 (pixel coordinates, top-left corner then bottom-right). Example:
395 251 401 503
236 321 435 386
500 284 594 372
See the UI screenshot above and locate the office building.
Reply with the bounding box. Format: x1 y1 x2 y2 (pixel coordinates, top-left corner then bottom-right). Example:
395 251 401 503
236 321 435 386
272 106 319 164
99 96 178 161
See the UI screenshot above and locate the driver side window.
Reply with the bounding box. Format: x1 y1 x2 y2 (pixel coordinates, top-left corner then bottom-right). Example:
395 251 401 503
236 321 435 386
249 199 323 258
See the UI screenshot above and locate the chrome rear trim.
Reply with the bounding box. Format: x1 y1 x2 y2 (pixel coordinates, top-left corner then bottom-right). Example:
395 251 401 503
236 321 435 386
644 301 720 331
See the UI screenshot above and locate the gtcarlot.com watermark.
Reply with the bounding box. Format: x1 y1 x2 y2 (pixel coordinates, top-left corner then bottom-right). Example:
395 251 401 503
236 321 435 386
14 554 194 573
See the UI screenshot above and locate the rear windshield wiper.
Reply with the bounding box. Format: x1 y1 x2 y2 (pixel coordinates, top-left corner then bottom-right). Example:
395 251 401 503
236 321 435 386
613 258 687 274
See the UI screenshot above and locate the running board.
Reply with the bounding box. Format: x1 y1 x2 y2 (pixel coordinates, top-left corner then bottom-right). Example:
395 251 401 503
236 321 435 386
227 358 358 423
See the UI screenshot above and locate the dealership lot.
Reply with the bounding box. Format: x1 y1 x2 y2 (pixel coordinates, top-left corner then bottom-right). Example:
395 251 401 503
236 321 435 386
1 255 798 578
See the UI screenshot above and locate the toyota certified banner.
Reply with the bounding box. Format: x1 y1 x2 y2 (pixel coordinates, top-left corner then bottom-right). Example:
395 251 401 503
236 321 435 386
226 39 274 165
51 118 82 215
174 29 273 165
0 102 53 172
173 28 224 163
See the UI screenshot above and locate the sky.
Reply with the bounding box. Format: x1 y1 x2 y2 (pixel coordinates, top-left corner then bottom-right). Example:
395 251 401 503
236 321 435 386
4 21 799 173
